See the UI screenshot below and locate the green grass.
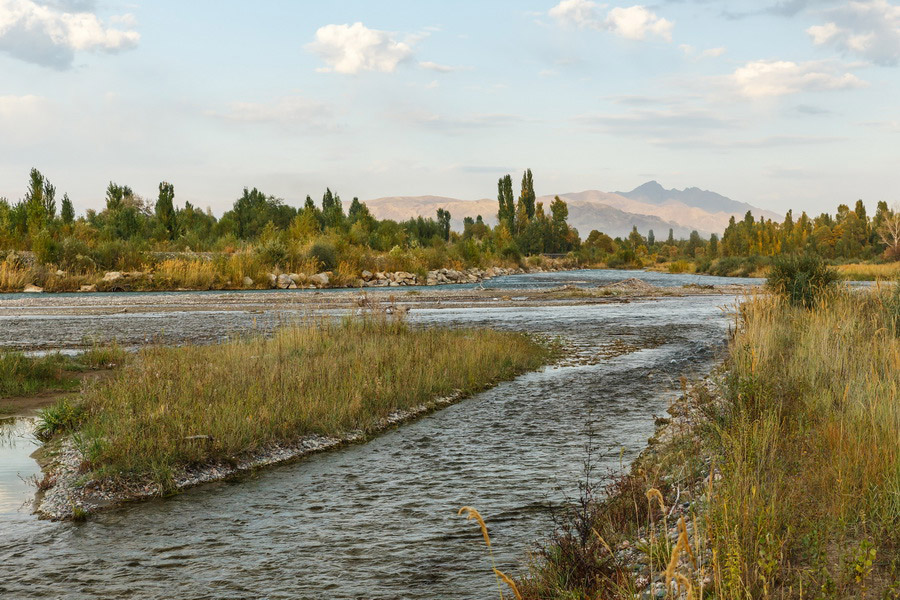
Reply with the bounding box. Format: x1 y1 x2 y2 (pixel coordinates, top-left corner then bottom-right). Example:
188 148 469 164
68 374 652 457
0 345 125 399
44 314 553 488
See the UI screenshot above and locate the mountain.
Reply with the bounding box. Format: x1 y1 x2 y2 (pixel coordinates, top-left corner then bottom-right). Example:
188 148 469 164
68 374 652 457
364 182 780 239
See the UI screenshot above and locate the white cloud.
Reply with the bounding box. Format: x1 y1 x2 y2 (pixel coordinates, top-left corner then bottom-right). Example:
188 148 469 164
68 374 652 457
806 0 900 66
731 59 867 97
0 0 139 69
418 60 465 72
680 44 726 59
306 22 413 74
212 97 335 131
549 0 673 41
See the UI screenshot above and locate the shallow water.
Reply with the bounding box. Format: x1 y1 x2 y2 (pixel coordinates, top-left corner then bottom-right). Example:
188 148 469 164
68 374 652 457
0 272 738 599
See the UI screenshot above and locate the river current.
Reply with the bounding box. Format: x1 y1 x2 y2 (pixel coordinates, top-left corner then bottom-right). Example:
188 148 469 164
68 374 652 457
0 270 748 599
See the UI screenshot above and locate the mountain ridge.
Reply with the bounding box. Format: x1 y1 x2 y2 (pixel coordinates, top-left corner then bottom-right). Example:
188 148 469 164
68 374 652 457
364 182 780 239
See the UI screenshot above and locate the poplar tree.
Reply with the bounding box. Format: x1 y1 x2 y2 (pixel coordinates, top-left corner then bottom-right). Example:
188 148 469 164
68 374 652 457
156 181 176 239
496 175 515 232
60 194 74 225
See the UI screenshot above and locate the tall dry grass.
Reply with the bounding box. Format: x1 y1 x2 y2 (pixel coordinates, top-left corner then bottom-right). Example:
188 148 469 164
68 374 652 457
709 289 900 597
836 262 900 281
55 315 551 487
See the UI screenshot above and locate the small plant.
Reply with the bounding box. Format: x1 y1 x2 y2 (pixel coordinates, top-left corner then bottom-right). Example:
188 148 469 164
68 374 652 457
35 398 85 442
846 539 877 588
766 253 838 308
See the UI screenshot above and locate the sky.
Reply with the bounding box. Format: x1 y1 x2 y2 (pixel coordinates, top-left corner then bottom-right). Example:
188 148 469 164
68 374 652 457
1 0 899 217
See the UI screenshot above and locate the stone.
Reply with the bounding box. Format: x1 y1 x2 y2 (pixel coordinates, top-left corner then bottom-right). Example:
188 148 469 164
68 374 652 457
276 274 292 289
242 276 254 287
267 273 277 287
288 273 305 284
23 284 43 293
309 272 330 287
78 284 97 292
102 271 123 282
55 269 65 277
361 270 373 281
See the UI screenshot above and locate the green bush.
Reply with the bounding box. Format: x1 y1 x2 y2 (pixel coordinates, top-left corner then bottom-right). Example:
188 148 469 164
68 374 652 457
35 398 85 442
308 239 338 271
32 229 60 265
767 253 839 308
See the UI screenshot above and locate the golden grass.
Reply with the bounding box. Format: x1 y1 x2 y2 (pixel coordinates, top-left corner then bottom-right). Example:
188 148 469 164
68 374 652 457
707 290 900 597
61 316 551 486
835 262 900 281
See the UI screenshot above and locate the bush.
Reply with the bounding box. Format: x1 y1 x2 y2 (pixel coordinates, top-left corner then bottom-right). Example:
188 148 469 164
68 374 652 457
307 239 338 271
32 229 60 265
766 253 839 308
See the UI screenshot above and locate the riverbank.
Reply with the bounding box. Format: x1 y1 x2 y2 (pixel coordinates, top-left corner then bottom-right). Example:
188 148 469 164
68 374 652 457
1 255 578 294
33 314 555 520
516 286 900 599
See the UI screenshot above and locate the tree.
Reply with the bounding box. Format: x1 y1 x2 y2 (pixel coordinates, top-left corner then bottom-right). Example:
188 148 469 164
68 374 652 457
497 175 515 232
24 168 47 231
156 181 176 239
550 196 568 223
60 194 74 225
877 207 900 260
667 228 675 244
708 233 719 256
436 208 451 241
321 188 344 229
517 169 536 220
647 229 655 246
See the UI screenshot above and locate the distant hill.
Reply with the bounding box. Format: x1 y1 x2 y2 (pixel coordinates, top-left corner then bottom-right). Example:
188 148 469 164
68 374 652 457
365 182 780 239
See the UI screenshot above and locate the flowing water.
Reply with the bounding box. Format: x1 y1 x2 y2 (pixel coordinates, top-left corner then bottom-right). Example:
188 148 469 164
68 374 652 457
0 271 746 599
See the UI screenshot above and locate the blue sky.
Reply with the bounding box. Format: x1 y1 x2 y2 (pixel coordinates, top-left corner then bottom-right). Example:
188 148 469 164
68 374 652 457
1 0 898 216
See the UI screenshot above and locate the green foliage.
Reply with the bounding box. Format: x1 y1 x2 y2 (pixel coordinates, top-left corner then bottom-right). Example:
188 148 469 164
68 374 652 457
307 239 338 271
767 253 839 308
35 398 85 442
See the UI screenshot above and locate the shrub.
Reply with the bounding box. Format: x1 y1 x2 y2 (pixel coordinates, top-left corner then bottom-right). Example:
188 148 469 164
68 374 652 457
32 229 61 265
766 253 839 308
307 239 338 271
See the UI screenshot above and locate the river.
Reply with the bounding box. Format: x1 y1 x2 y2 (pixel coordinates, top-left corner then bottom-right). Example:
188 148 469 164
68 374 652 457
0 270 750 599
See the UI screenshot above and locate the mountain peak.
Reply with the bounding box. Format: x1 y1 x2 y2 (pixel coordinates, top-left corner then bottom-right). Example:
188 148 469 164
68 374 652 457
632 180 665 193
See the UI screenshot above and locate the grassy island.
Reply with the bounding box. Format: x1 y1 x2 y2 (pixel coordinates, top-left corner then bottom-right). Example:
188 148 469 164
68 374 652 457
38 314 553 490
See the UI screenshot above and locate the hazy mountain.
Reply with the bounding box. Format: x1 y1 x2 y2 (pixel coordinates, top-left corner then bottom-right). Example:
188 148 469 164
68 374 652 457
365 182 780 239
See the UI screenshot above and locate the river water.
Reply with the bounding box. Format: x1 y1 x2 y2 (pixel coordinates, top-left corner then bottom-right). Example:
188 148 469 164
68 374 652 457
0 270 747 599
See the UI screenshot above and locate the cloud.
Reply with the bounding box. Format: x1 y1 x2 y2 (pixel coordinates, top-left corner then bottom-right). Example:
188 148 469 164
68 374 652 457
731 59 867 97
398 110 530 134
680 44 726 59
575 106 735 137
549 0 674 41
306 22 414 74
418 60 466 72
0 0 139 69
806 0 900 66
211 97 336 131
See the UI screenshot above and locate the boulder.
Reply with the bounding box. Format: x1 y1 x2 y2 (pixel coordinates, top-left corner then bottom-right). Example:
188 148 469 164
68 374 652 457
267 273 277 287
361 270 373 281
276 274 293 289
55 269 65 277
23 284 43 293
309 272 330 287
79 284 97 292
242 276 254 287
103 271 123 282
289 273 305 284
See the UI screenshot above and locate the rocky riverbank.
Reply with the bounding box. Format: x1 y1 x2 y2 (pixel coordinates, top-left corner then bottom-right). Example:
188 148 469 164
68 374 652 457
6 261 568 294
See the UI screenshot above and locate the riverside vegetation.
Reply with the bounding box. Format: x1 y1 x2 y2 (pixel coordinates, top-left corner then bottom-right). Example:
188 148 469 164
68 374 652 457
5 166 897 293
464 255 899 599
0 168 582 292
0 345 124 403
35 310 554 497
